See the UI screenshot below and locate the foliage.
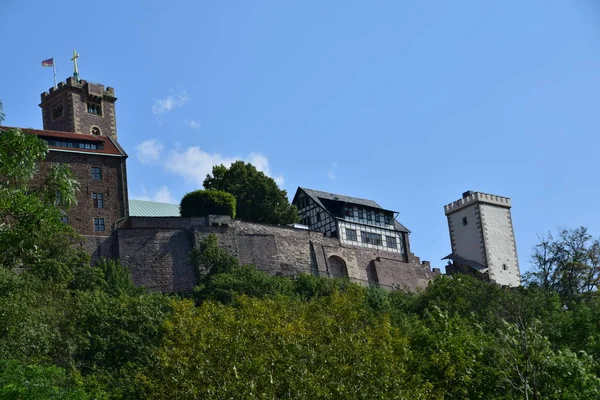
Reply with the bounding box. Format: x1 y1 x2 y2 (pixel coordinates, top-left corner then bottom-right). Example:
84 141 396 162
1 211 600 398
140 294 428 399
0 128 85 274
0 360 91 400
195 264 295 304
203 161 298 225
180 189 236 219
190 233 240 280
525 226 600 303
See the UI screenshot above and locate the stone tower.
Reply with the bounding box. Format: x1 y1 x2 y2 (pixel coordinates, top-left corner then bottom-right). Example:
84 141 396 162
443 190 520 287
39 77 118 139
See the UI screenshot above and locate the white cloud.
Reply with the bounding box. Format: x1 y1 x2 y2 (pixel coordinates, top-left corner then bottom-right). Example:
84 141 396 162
135 139 163 164
152 90 190 116
248 152 284 185
132 185 177 204
164 146 284 186
185 119 201 129
327 162 337 180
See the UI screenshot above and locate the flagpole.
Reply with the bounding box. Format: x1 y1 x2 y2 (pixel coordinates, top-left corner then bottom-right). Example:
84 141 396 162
53 58 57 89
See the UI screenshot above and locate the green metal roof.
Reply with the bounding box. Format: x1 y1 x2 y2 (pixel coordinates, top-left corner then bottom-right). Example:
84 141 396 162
129 199 180 217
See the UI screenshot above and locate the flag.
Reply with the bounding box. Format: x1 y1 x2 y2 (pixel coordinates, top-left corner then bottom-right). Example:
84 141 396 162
41 58 54 67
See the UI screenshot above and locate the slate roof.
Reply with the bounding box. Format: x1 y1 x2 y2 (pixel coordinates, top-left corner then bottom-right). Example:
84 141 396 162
129 199 180 217
0 126 126 156
298 187 393 211
394 220 411 233
295 187 410 232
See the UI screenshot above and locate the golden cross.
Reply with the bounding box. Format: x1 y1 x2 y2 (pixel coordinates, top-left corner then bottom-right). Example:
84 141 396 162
71 49 80 75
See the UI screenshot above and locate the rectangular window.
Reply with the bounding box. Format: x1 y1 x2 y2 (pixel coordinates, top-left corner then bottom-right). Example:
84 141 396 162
462 216 468 226
375 213 381 223
346 228 357 242
344 206 353 217
87 102 102 116
92 193 104 208
93 217 105 232
386 235 397 249
91 167 102 181
317 212 321 222
384 215 391 225
361 231 382 246
55 191 62 207
358 209 364 219
60 215 69 224
366 211 373 222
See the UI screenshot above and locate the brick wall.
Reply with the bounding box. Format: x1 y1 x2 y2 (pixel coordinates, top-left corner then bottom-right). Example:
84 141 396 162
30 151 127 236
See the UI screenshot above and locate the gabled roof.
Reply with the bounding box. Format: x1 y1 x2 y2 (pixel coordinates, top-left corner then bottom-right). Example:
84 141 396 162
297 187 394 212
294 187 410 232
0 126 126 156
129 199 180 217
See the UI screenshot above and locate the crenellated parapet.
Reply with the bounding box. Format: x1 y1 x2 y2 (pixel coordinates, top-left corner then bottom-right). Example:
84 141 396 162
40 77 116 103
444 190 511 215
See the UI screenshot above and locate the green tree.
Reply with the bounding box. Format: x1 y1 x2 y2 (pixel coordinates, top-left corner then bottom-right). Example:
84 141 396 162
0 128 84 276
190 233 240 280
180 189 236 218
524 227 600 302
0 360 91 400
203 161 298 225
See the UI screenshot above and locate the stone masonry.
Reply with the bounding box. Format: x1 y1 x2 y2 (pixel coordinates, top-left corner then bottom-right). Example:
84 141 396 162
95 216 439 293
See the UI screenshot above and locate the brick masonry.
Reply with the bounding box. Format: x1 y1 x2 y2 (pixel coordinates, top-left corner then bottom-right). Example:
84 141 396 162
30 151 128 236
90 216 439 293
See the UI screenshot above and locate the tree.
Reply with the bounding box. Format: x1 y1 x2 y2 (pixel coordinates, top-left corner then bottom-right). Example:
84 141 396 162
524 227 600 302
180 189 236 218
0 128 84 275
203 161 298 225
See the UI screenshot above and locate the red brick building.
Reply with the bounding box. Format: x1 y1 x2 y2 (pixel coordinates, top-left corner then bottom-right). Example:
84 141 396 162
0 77 129 237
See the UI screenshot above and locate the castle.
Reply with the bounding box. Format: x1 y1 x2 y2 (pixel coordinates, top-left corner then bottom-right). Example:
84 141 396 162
0 71 521 291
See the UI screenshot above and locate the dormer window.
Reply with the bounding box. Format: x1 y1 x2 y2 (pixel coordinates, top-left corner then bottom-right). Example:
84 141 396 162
91 126 101 136
51 101 63 120
87 102 102 116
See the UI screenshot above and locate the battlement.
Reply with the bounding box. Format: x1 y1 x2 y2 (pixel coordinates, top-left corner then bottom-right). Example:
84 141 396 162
444 191 511 215
40 77 115 103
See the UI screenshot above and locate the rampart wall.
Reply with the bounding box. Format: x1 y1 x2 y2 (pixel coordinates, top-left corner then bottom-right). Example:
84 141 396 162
86 216 438 293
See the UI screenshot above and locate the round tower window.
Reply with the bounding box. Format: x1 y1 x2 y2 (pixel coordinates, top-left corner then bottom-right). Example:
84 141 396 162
91 126 101 136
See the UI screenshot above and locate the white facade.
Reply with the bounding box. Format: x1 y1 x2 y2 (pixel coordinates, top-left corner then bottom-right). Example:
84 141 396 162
444 191 520 287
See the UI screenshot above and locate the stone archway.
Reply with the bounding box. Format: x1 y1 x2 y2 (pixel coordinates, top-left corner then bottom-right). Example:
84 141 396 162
327 255 348 278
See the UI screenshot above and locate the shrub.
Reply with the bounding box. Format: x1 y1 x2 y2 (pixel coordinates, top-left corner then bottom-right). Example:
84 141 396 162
180 190 236 219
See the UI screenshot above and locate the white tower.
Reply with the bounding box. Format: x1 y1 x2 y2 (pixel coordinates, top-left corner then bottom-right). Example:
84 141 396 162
443 190 520 287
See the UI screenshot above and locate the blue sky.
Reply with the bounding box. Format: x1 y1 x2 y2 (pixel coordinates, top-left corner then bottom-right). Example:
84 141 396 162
2 0 600 274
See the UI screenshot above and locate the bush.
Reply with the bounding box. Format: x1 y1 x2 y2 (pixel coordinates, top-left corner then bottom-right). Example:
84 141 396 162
179 190 236 219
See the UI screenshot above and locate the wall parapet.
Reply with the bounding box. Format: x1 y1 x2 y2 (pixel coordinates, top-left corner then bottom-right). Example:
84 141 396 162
444 191 511 215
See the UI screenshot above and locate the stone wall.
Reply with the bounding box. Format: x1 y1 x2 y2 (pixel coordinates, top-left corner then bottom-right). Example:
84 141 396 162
107 216 438 293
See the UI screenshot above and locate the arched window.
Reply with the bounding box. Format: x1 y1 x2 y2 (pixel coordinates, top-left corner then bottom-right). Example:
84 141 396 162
91 126 101 136
327 255 348 278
